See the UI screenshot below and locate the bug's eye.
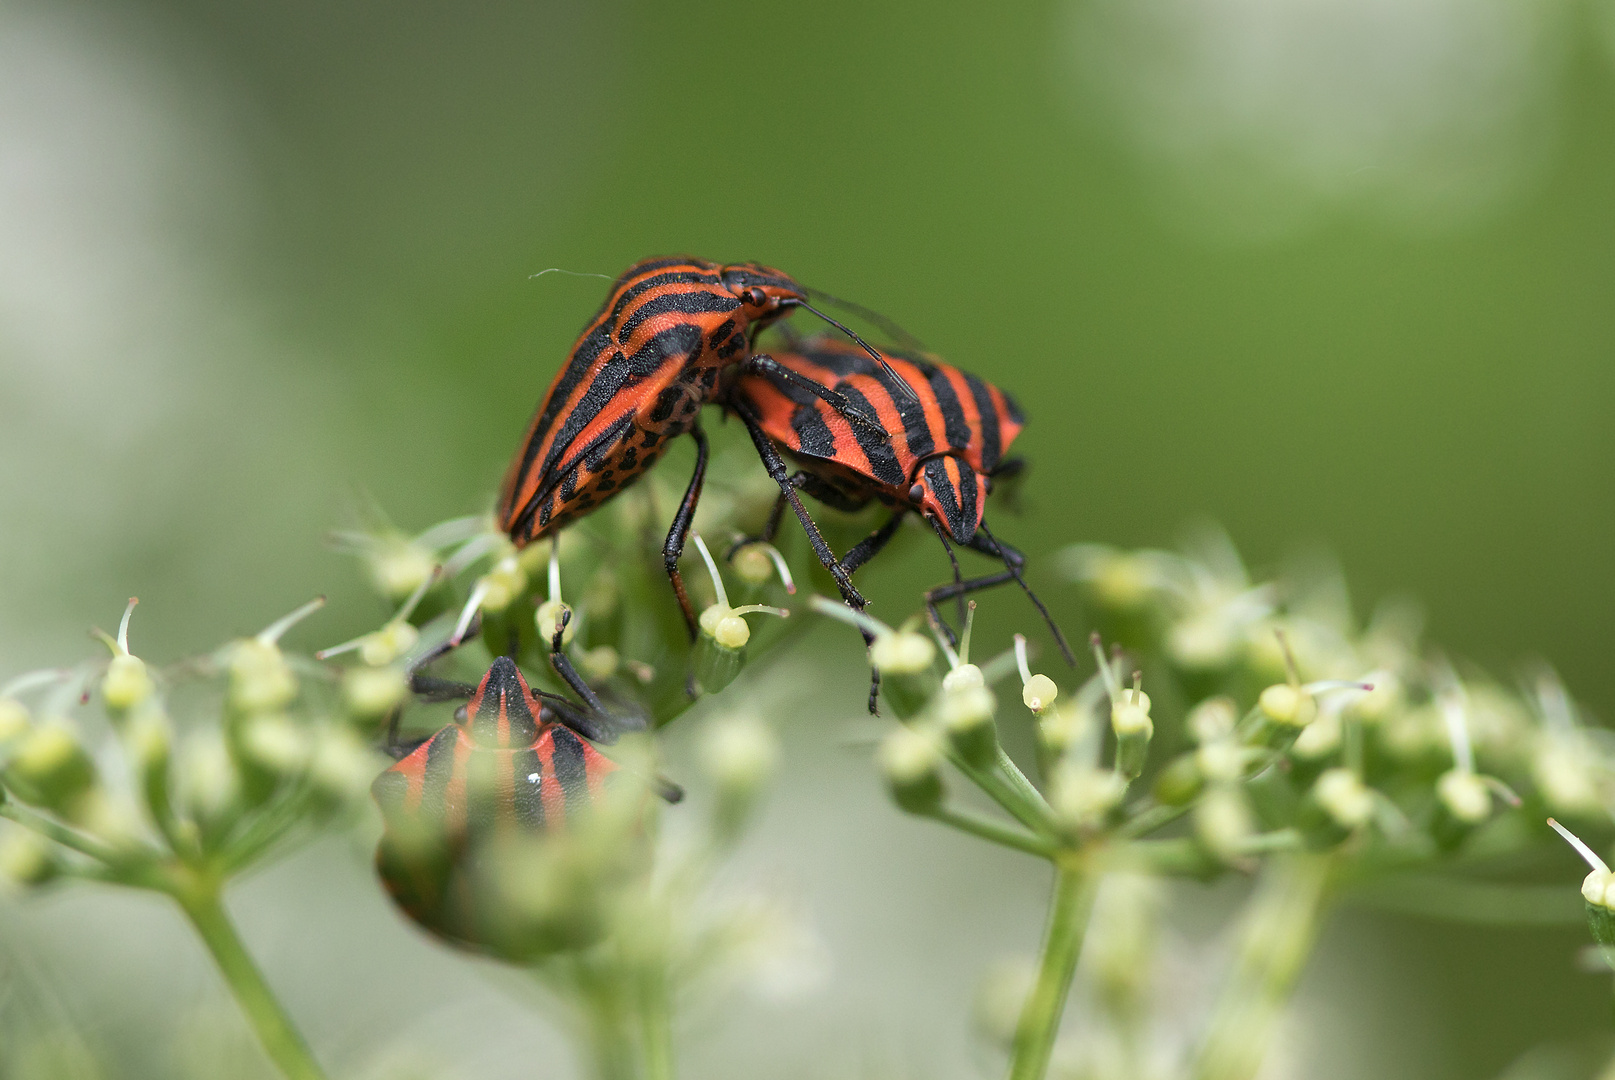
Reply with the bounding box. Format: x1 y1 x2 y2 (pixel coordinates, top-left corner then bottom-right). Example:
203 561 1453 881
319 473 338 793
742 286 769 307
908 482 925 503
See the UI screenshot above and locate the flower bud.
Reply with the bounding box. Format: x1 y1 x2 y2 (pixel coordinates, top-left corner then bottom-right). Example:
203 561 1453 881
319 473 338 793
342 666 409 720
1021 674 1058 714
1290 707 1341 761
3 723 97 814
1036 701 1090 757
695 608 749 695
1195 740 1247 783
367 539 436 601
1436 770 1491 825
1187 697 1237 744
869 631 939 719
535 599 577 649
1110 689 1153 781
1152 753 1204 806
0 698 30 746
939 685 998 768
0 829 59 887
310 729 380 804
181 733 241 829
359 621 419 667
1195 785 1255 864
732 545 775 585
1244 684 1316 751
1306 767 1375 842
239 713 311 776
1091 552 1152 611
577 645 620 683
942 663 984 694
1167 614 1239 670
703 714 779 837
1533 739 1605 817
102 654 154 713
878 727 945 814
227 640 297 713
1549 819 1615 947
479 558 529 615
1050 763 1126 832
125 704 173 773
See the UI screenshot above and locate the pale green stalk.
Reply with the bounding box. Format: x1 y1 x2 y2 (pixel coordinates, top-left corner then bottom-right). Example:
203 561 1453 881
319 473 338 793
1191 853 1333 1080
1008 865 1099 1080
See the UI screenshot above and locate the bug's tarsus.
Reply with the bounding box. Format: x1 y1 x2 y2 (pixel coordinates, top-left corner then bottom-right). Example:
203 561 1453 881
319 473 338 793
979 519 1076 667
662 423 710 640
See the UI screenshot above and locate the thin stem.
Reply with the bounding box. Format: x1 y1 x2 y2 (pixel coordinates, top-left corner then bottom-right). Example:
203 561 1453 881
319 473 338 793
575 955 639 1080
1116 800 1190 840
948 748 1058 838
638 959 674 1080
171 873 327 1080
1007 865 1098 1080
925 804 1057 858
0 802 131 865
1191 853 1333 1080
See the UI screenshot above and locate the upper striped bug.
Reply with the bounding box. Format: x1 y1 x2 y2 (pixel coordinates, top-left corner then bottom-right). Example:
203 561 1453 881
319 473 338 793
372 653 678 954
497 256 910 642
724 334 1075 707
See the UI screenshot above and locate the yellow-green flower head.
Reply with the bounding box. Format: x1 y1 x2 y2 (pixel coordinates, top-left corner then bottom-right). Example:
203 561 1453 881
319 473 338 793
1051 763 1126 831
1312 768 1375 830
1436 769 1491 824
227 597 325 712
870 631 936 675
1013 635 1057 714
342 666 409 719
877 726 945 813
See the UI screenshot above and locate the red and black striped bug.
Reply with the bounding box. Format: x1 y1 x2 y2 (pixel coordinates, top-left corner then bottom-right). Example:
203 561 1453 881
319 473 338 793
724 334 1075 703
372 654 677 953
497 256 912 641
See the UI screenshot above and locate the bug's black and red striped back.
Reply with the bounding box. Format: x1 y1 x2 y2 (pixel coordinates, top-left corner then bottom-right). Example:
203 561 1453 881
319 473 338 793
497 257 808 544
729 334 1025 544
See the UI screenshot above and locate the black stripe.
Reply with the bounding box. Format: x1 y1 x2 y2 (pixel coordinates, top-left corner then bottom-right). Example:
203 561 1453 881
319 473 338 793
963 372 1003 471
507 326 612 512
837 384 905 486
924 457 965 539
791 404 836 457
420 727 458 821
889 375 934 460
511 746 545 830
549 727 591 813
617 289 739 342
605 268 723 327
957 461 978 538
533 357 629 485
930 372 972 453
626 322 706 380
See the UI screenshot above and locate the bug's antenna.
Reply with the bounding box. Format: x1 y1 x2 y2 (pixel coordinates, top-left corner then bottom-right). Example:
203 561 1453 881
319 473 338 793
979 519 1076 666
793 300 922 404
804 287 928 352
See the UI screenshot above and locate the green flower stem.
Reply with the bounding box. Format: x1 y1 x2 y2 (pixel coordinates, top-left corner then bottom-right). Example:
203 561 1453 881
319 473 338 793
574 956 639 1080
637 958 674 1080
1191 853 1333 1080
1008 863 1098 1080
168 869 328 1080
1116 800 1190 840
994 746 1057 822
948 749 1057 838
924 804 1057 858
0 802 132 865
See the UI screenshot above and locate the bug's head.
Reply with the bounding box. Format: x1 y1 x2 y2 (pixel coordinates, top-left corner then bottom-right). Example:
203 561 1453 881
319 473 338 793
462 655 543 749
720 262 807 323
909 455 987 547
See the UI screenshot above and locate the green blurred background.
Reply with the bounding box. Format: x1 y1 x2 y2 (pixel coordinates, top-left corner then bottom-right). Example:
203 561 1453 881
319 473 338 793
2 0 1613 1076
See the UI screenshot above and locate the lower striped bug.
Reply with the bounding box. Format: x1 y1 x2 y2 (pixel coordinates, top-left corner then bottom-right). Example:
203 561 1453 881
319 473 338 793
724 334 1074 708
372 653 678 954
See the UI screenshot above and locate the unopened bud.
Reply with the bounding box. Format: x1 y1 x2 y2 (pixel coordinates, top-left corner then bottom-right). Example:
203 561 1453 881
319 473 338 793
535 600 577 648
732 545 774 585
360 622 419 667
1111 689 1153 781
1092 553 1151 611
310 729 380 803
182 734 241 825
125 705 173 772
878 727 945 814
1187 697 1237 744
1021 674 1058 714
1534 740 1604 817
940 685 998 768
227 640 297 713
577 645 620 683
4 724 97 813
1051 764 1126 832
1152 753 1204 806
480 559 528 615
1037 701 1089 757
342 666 409 719
102 654 154 713
1312 768 1374 831
368 541 436 601
1195 740 1247 783
695 608 748 695
1195 785 1255 864
0 698 29 745
1437 770 1491 825
0 829 58 887
1549 819 1615 947
1259 684 1317 727
870 631 939 719
942 663 984 693
1291 707 1342 761
239 713 311 776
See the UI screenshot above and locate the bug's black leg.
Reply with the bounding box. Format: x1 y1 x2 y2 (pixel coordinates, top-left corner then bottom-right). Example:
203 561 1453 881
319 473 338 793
725 475 804 561
925 523 1077 666
662 422 709 641
534 690 617 744
741 354 891 443
840 512 906 575
925 518 970 646
731 398 865 610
